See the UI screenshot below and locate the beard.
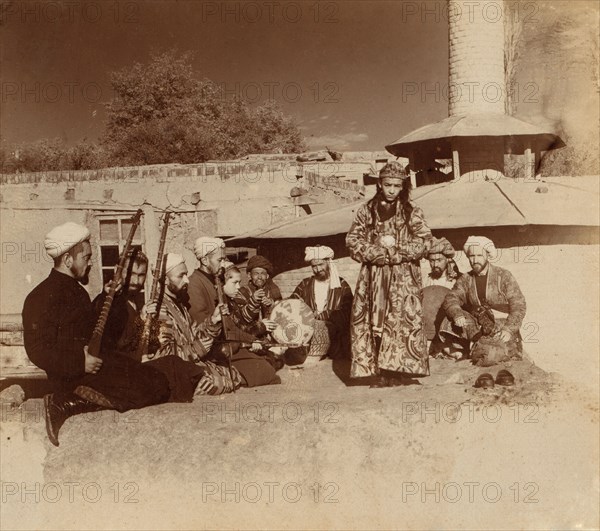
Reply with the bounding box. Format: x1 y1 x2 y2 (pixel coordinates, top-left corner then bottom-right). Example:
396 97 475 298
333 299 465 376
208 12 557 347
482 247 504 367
167 279 188 299
471 262 487 274
430 267 443 279
314 271 330 282
252 278 267 289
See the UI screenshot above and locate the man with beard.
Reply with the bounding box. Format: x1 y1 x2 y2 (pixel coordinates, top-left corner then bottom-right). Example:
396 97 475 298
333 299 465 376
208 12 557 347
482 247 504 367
440 236 527 362
145 253 244 395
92 249 151 360
187 236 225 324
289 246 353 359
234 255 282 320
22 222 170 446
424 237 462 289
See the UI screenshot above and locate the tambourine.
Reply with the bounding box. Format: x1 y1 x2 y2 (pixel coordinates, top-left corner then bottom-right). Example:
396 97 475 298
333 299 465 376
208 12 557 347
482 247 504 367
269 299 315 346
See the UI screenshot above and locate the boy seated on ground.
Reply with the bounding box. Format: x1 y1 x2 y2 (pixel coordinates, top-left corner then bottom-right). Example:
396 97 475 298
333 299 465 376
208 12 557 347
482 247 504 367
219 264 285 373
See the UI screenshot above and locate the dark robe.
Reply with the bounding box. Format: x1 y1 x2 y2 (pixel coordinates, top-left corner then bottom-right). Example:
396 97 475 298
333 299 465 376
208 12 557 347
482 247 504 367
22 269 169 411
91 291 156 361
187 269 217 324
290 276 353 359
92 290 207 402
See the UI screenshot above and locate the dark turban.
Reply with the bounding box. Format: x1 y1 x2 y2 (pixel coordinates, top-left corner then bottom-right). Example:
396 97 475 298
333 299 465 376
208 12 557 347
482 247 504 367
427 237 455 258
379 161 409 180
247 255 274 276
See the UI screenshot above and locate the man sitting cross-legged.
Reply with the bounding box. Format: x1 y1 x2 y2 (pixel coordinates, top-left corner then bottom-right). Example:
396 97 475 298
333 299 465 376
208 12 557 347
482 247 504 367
22 222 170 446
146 254 279 394
440 236 527 365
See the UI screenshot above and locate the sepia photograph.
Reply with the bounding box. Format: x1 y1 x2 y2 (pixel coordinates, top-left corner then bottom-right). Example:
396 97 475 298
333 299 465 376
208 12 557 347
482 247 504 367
1 0 598 529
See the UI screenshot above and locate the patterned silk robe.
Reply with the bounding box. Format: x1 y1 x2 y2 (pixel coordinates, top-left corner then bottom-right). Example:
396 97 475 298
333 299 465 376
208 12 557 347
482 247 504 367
346 199 432 378
150 293 243 392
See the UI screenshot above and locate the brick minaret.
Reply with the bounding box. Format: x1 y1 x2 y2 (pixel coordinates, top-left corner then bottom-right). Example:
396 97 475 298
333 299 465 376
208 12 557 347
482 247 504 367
448 0 507 116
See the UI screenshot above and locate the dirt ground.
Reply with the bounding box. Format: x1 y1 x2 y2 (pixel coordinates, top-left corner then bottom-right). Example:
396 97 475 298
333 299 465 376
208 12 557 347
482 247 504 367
1 354 598 531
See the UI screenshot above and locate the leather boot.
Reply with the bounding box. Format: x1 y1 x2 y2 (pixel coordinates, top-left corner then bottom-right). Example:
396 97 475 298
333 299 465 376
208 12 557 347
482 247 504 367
43 393 106 447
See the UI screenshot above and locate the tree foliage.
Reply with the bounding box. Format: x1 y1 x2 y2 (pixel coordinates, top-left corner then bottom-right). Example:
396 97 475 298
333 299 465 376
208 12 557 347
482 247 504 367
2 139 107 174
101 50 306 165
5 49 306 172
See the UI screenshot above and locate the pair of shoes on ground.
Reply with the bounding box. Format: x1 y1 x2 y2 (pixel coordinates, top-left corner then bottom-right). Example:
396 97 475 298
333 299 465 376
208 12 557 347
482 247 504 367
473 369 515 389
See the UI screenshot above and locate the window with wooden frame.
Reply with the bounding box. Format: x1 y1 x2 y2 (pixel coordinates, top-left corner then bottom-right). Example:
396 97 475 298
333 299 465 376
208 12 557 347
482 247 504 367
97 215 145 302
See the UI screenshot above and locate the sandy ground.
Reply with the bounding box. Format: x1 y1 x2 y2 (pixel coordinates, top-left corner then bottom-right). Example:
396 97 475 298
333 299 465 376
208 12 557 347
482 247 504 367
1 354 598 531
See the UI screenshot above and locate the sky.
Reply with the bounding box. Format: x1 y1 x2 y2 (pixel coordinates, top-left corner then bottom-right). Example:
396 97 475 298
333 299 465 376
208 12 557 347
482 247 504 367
1 0 453 151
2 0 595 152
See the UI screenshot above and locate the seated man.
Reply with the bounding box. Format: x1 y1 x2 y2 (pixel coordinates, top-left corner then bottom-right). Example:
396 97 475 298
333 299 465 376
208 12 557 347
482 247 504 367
148 254 279 393
422 237 462 356
424 237 462 289
187 236 224 325
145 253 242 395
22 222 170 446
235 255 282 320
440 236 527 364
92 249 151 360
289 245 353 359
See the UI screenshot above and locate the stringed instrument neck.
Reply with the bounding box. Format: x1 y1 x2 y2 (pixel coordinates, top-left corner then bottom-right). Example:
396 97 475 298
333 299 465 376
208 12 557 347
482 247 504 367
88 209 143 359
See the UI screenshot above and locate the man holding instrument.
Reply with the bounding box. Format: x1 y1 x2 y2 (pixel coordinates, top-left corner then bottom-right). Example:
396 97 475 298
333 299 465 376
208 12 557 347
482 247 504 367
22 222 170 446
187 236 225 324
144 253 244 394
92 249 151 360
148 254 280 391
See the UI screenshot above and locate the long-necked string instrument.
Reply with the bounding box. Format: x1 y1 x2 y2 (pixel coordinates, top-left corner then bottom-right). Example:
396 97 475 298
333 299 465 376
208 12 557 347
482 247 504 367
136 211 171 360
88 209 143 359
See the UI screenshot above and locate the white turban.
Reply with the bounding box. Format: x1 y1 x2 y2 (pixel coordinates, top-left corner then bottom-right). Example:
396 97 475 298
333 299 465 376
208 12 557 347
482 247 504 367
304 245 341 289
464 236 497 257
165 253 186 274
304 245 334 262
44 222 90 258
194 237 225 260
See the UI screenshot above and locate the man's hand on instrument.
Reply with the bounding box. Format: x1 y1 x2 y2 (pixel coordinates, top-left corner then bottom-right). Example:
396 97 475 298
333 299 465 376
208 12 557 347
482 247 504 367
252 288 266 303
157 322 174 346
83 345 103 374
262 296 274 307
454 316 467 328
211 304 229 324
261 319 277 332
141 301 169 321
103 277 123 295
250 341 262 353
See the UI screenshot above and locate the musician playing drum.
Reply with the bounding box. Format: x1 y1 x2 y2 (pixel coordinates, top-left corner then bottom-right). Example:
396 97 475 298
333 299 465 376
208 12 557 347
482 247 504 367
289 246 353 360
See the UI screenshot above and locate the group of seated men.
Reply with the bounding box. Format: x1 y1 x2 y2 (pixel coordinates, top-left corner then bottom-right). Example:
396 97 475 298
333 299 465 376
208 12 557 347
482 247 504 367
21 221 526 446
